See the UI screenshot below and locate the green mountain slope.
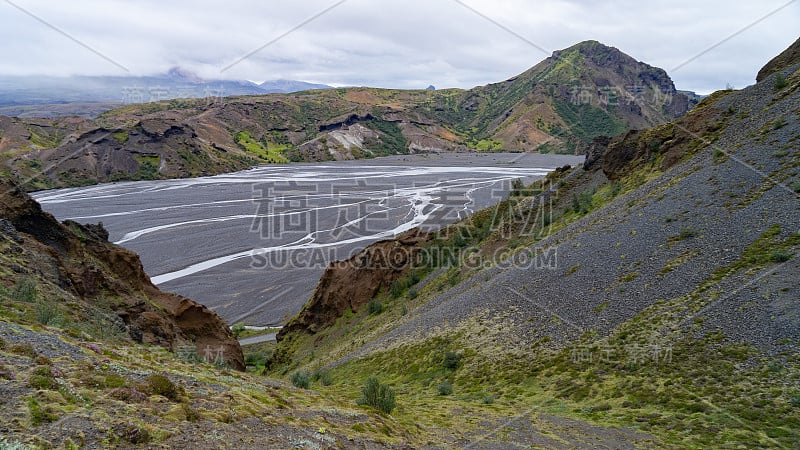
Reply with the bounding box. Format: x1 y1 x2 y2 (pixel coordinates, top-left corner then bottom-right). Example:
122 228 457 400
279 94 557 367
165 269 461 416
434 40 688 151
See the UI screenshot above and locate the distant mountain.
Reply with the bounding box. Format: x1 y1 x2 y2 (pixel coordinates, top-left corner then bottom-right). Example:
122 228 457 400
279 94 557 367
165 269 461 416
0 69 261 106
1 41 692 190
0 68 331 114
258 79 332 93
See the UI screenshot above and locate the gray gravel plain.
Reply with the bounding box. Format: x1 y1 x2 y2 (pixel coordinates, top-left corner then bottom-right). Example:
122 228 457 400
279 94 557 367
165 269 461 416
34 152 583 325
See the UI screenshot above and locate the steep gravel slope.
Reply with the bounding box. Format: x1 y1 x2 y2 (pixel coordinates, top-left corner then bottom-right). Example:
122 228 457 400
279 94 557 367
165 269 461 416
342 61 800 362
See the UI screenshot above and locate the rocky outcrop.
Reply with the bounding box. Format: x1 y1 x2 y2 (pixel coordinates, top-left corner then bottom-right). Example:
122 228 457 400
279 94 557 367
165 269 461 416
756 36 800 82
582 135 611 170
277 228 432 339
318 112 374 132
23 119 240 186
0 179 244 370
583 91 729 181
402 122 470 153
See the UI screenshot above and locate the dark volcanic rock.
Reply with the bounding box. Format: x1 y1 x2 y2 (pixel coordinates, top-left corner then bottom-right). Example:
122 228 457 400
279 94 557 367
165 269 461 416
583 135 612 170
277 228 432 339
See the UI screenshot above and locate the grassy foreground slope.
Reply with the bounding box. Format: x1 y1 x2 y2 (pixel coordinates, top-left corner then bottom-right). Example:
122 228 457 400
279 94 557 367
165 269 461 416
269 40 800 448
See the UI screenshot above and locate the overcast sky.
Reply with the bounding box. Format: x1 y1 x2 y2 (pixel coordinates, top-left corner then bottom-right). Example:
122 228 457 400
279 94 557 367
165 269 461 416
1 0 798 94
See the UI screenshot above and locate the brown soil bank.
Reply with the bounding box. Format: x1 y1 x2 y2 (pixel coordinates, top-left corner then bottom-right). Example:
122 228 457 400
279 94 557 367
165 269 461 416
278 228 432 339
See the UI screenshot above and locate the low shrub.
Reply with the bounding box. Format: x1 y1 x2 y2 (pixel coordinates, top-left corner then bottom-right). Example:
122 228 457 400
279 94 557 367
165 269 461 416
678 227 697 239
10 343 37 358
12 278 37 303
0 363 15 380
290 370 311 389
28 397 58 425
769 250 792 263
29 367 58 390
312 369 333 386
231 323 245 338
368 299 383 315
145 374 178 400
790 391 800 408
82 309 128 341
437 381 453 396
510 178 525 197
357 377 396 414
105 374 127 388
35 299 62 326
443 351 461 370
244 349 271 369
389 281 403 298
774 73 788 91
571 190 594 214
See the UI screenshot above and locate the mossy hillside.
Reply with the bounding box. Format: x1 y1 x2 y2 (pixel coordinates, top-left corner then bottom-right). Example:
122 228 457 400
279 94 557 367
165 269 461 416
553 99 628 142
24 124 64 149
173 143 258 178
111 130 129 144
363 119 409 156
1 225 130 338
306 231 800 447
0 320 437 448
443 47 587 139
233 131 289 164
0 271 132 344
271 286 799 449
133 154 160 180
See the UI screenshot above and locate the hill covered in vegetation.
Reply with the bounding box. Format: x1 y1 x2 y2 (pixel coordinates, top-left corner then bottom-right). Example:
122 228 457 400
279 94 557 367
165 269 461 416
0 41 689 190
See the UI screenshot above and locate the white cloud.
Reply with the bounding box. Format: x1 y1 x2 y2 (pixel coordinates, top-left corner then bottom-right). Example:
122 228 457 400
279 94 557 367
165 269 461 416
0 0 797 93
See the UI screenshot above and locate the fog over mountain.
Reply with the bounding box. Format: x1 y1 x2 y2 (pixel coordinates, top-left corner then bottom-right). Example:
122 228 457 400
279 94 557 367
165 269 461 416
0 67 331 107
1 0 797 94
